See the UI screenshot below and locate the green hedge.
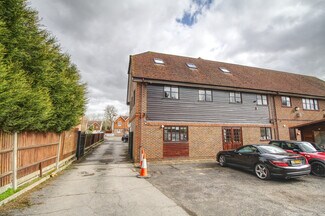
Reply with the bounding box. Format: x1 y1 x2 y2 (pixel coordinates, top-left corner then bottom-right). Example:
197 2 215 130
0 0 86 133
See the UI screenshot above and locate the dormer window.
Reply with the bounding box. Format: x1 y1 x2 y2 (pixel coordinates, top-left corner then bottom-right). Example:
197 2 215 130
186 63 197 69
219 67 230 73
154 58 165 65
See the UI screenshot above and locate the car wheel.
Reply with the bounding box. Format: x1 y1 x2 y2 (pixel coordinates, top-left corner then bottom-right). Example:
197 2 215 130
219 155 226 167
311 161 325 177
254 163 270 180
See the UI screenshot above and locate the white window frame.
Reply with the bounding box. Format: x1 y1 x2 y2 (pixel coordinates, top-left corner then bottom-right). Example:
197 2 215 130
256 95 267 106
281 96 291 107
302 98 318 110
229 92 242 104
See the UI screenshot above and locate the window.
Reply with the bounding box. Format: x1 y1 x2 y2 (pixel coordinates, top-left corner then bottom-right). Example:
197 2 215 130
118 121 122 126
198 90 212 102
256 95 267 105
186 63 197 69
281 96 291 107
260 127 272 140
164 126 188 142
302 98 318 110
269 141 281 147
229 92 242 103
283 142 300 151
219 67 230 73
153 58 164 64
164 86 179 99
237 146 258 153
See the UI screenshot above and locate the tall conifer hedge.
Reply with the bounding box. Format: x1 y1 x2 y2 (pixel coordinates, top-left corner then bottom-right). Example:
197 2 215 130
0 0 86 133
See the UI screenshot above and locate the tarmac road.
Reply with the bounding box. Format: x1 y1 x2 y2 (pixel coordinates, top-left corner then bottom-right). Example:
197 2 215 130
2 137 188 216
148 162 325 216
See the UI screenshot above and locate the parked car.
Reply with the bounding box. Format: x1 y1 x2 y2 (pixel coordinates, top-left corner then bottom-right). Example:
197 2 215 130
310 142 325 152
121 134 129 143
216 144 310 180
269 140 325 177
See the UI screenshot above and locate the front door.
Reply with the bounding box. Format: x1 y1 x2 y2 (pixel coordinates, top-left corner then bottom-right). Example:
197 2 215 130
222 127 243 150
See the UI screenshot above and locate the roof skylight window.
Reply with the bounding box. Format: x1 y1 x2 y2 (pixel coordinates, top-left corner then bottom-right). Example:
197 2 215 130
219 67 230 73
186 63 197 69
153 58 165 65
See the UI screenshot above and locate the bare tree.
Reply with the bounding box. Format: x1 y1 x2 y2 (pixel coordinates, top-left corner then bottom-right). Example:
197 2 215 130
103 105 118 130
86 113 104 121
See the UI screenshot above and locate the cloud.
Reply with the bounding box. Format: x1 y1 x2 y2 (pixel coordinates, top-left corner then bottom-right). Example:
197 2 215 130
176 0 213 26
29 0 325 117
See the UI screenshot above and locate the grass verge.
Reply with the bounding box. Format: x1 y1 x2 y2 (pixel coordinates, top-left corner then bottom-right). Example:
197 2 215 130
0 168 56 202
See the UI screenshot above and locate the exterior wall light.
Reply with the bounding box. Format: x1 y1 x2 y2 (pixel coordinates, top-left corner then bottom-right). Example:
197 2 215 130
161 125 164 129
294 107 300 111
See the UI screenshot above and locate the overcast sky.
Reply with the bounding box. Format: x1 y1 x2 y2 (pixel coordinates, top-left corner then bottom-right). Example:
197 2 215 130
29 0 325 116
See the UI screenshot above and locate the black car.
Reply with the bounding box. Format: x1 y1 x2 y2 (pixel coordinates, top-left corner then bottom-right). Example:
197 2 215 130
216 144 311 180
121 134 129 143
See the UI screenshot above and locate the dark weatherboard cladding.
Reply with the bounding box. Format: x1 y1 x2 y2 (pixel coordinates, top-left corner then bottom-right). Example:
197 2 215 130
147 84 270 124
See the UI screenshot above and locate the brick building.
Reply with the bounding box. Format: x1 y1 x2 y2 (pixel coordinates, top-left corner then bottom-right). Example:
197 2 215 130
113 116 129 137
87 120 102 132
126 51 325 162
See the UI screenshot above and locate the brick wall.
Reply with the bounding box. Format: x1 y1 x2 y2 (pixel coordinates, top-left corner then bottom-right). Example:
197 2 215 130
138 122 269 161
274 96 325 121
129 82 147 161
189 126 222 158
141 124 163 160
274 96 325 140
242 127 270 144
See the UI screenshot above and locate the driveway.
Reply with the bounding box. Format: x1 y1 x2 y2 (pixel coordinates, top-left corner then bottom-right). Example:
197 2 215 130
0 138 187 216
147 162 325 216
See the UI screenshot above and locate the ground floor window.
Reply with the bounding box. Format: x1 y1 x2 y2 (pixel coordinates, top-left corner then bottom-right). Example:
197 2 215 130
260 127 272 140
164 126 188 142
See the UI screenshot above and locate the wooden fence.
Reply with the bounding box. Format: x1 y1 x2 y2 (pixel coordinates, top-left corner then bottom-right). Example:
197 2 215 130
0 129 104 193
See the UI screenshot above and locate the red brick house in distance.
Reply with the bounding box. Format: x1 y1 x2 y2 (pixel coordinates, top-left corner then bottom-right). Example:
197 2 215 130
126 51 325 162
113 116 129 137
87 120 102 132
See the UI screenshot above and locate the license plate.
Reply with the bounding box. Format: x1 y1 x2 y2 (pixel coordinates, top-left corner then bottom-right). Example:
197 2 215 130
291 160 302 165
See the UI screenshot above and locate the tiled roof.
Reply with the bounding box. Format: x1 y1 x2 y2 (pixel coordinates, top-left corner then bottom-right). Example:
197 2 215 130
88 121 102 125
130 51 325 98
121 116 129 121
115 116 129 122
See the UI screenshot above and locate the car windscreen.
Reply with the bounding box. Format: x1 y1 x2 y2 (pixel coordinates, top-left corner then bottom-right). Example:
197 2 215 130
258 145 287 154
299 142 317 153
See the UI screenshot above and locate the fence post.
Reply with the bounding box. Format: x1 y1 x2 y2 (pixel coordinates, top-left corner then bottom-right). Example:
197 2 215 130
56 133 62 170
12 132 18 190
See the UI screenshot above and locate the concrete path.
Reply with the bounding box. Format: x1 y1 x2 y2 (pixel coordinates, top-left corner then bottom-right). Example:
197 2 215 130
6 138 188 216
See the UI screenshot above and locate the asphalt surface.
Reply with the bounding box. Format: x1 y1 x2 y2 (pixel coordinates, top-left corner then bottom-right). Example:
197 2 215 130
2 138 324 216
147 162 325 216
2 137 188 216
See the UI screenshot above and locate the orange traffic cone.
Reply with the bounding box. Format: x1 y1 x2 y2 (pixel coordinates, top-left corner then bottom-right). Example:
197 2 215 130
137 152 150 178
139 149 144 168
